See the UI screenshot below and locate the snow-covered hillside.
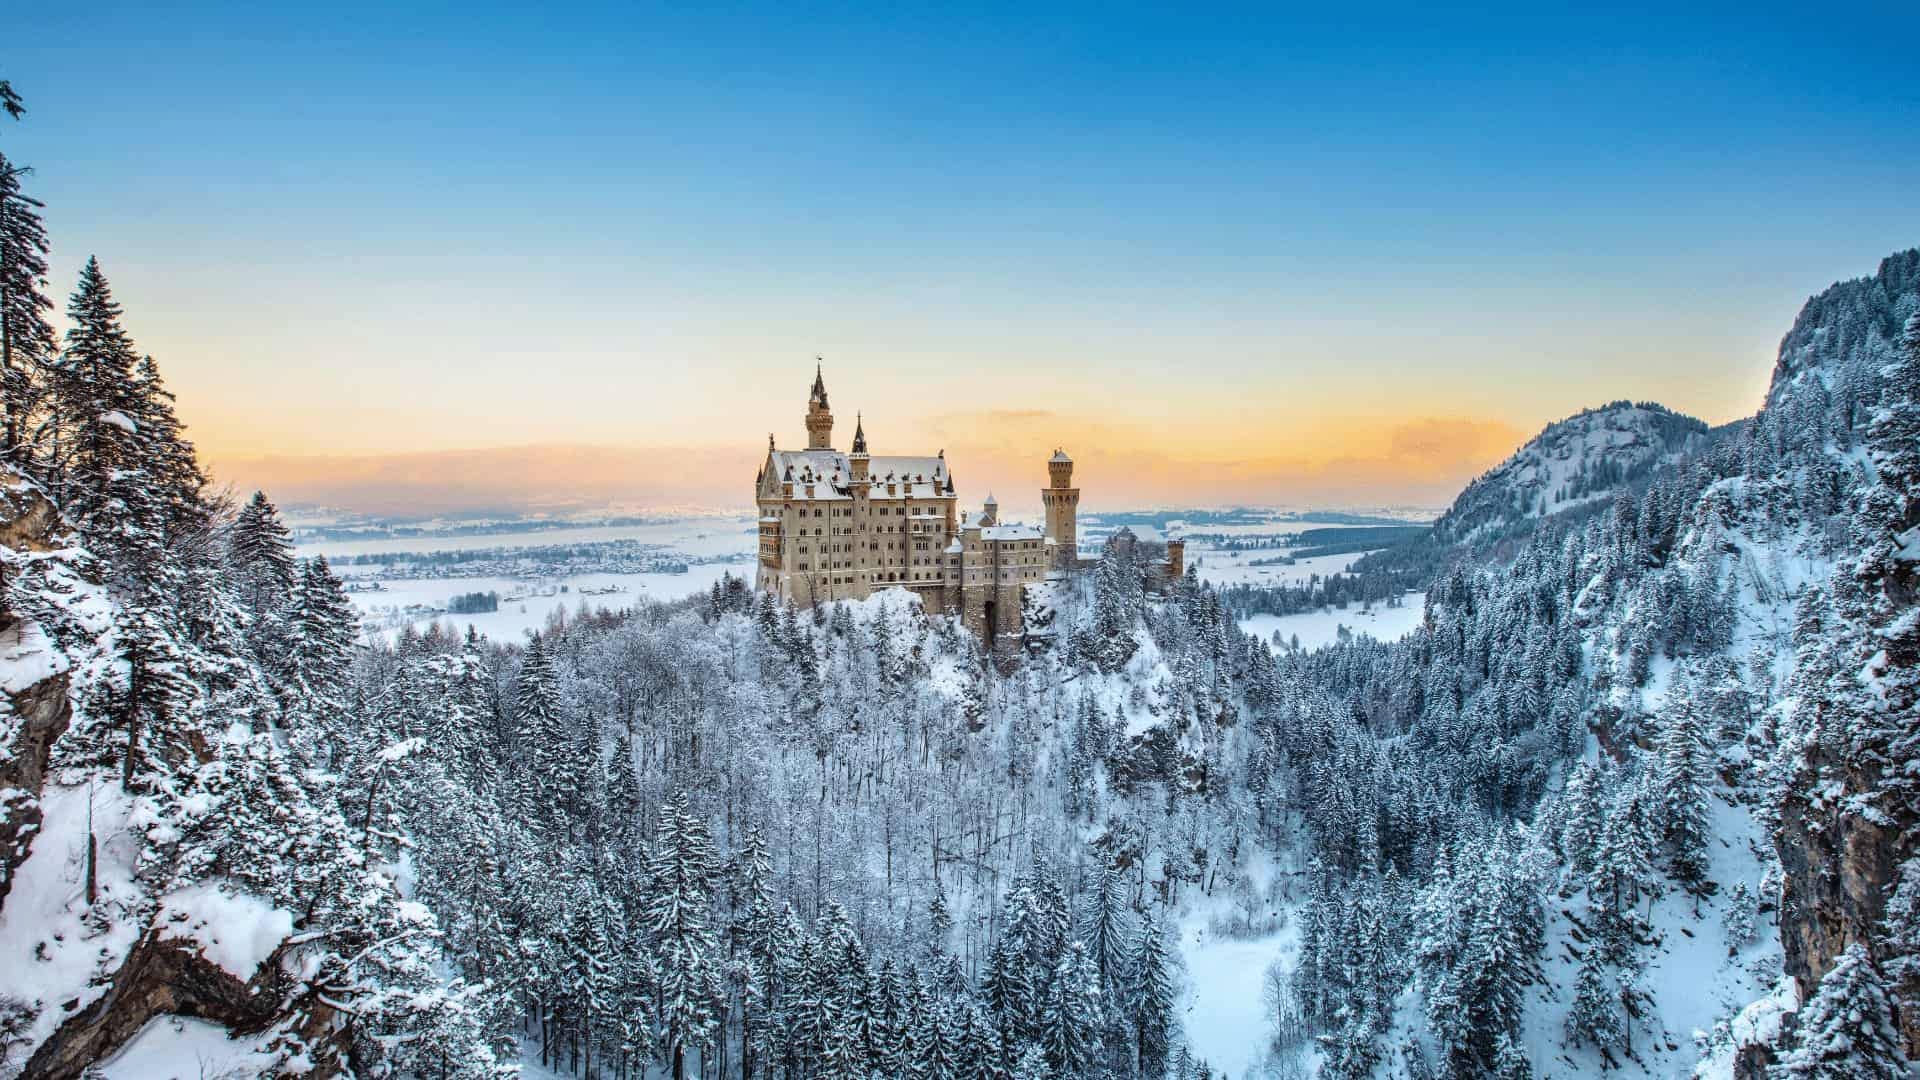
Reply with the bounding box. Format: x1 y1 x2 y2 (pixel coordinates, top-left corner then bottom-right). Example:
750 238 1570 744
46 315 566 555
1432 401 1713 548
3 184 1915 1080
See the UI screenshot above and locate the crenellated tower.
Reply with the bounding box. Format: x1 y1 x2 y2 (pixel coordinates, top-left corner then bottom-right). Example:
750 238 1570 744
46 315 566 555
806 362 834 449
1042 448 1080 571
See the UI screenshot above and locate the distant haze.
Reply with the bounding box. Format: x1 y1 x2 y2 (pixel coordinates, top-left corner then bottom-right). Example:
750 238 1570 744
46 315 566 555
209 410 1522 519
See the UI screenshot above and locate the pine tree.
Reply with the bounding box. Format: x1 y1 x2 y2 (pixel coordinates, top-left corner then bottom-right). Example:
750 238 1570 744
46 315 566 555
605 729 642 833
512 633 569 825
285 555 358 730
0 150 52 464
229 490 297 617
1564 951 1623 1053
646 793 723 1080
983 933 1035 1047
1588 784 1658 965
1769 946 1908 1079
53 257 141 529
1043 941 1103 1077
1082 863 1132 989
927 884 954 956
1654 695 1715 896
961 1002 1009 1080
1128 914 1177 1080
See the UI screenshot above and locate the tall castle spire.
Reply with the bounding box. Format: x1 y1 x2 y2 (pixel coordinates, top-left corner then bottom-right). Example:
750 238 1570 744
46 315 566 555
805 360 834 449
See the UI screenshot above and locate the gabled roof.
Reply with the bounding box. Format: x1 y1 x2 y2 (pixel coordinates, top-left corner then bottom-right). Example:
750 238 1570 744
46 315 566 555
766 449 954 501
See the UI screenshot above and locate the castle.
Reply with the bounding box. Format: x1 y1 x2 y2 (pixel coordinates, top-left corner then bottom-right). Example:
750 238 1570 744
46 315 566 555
755 365 1081 647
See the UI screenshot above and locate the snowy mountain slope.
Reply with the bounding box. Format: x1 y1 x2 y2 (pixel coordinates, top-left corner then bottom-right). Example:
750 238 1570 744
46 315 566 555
1431 401 1713 549
1244 248 1920 1080
1768 248 1920 412
0 462 509 1078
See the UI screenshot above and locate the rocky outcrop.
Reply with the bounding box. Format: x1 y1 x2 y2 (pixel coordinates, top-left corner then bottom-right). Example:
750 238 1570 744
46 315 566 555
18 932 343 1080
0 671 70 909
1773 750 1905 1028
0 476 74 910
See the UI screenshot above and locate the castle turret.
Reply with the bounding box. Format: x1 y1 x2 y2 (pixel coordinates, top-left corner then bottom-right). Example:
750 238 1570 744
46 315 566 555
981 493 999 526
1042 448 1080 571
849 413 870 481
806 362 834 449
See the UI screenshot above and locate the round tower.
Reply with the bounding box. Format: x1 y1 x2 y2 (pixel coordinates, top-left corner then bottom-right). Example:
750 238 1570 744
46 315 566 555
806 362 834 449
1042 448 1080 571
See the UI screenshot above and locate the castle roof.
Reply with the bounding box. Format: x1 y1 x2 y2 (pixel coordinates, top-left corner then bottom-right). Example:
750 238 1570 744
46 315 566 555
1050 448 1071 463
981 523 1043 542
809 362 829 408
767 448 952 501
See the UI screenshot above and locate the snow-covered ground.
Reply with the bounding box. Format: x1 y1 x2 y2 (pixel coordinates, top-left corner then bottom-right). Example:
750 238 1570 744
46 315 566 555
1180 917 1297 1079
298 515 759 642
297 517 756 560
1241 594 1427 652
1190 545 1377 590
95 1015 286 1079
339 564 745 641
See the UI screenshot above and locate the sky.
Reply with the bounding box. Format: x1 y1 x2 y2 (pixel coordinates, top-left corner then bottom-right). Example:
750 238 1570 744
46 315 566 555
5 3 1918 516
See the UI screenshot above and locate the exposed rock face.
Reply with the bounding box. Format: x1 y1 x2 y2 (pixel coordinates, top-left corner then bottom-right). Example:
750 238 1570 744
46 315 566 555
18 933 342 1080
1733 1043 1776 1080
0 671 70 908
1774 752 1904 1024
0 477 60 567
1 478 73 909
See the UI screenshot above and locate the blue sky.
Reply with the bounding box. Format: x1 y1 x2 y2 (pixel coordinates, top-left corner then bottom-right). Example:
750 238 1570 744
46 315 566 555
4 3 1917 508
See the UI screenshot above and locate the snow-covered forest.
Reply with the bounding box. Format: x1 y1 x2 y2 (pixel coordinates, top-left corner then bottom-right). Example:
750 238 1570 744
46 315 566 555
4 70 1920 1080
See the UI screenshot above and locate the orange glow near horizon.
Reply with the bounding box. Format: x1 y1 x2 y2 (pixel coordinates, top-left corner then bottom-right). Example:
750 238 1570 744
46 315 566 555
184 344 1773 517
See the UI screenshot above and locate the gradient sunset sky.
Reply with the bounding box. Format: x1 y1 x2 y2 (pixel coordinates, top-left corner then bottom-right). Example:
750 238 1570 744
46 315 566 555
6 3 1918 514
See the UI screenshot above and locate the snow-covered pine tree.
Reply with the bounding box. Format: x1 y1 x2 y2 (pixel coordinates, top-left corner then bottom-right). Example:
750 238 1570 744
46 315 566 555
51 257 141 536
646 792 724 1080
0 148 52 463
1564 950 1624 1053
1769 945 1908 1079
228 488 297 624
1043 940 1103 1077
1653 687 1715 897
285 554 357 733
1127 914 1177 1079
510 632 568 824
1082 862 1132 990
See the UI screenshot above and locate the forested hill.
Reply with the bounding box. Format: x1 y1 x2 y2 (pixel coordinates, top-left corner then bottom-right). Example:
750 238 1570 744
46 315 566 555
1429 401 1713 549
1347 401 1720 594
1266 248 1920 1077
